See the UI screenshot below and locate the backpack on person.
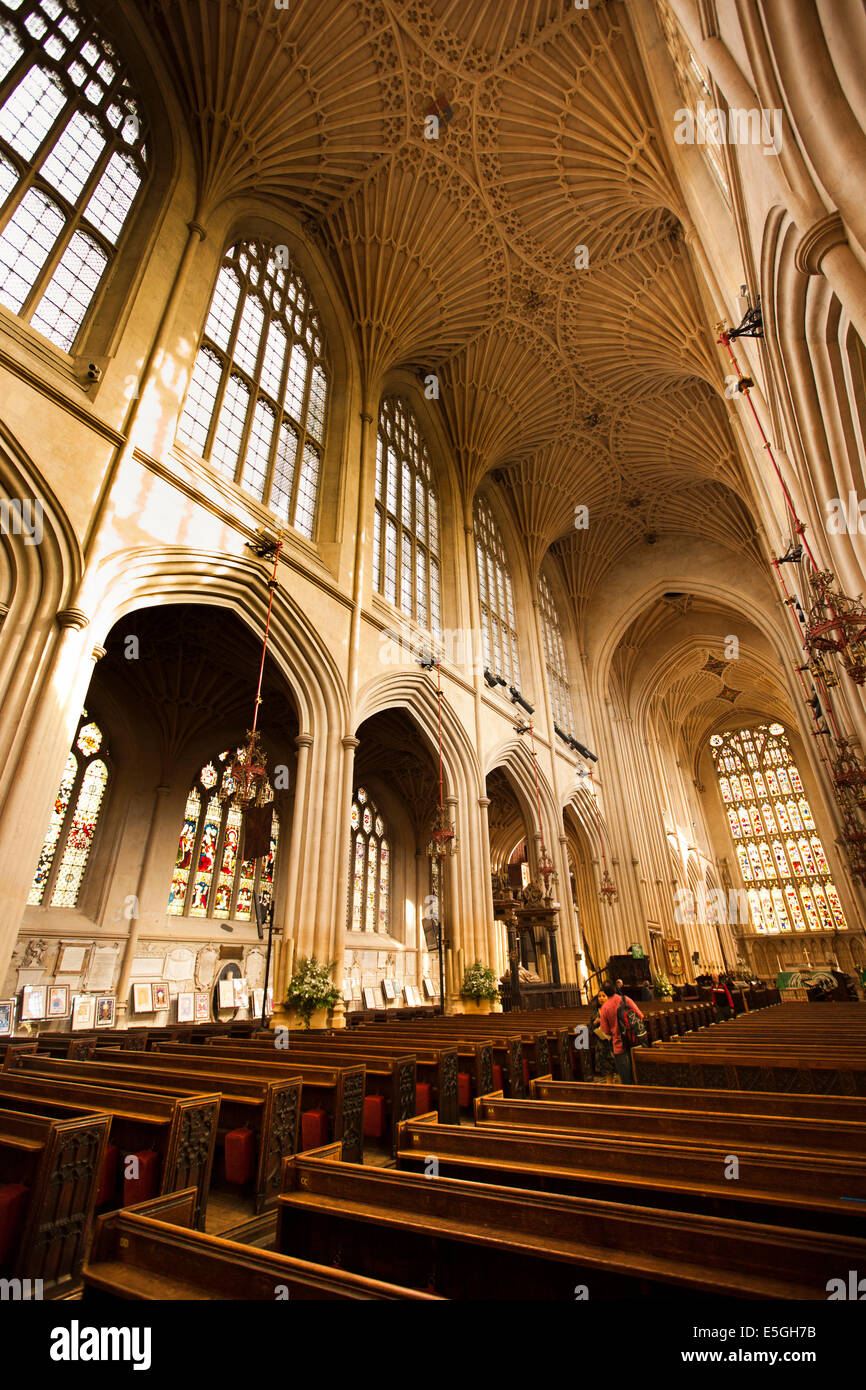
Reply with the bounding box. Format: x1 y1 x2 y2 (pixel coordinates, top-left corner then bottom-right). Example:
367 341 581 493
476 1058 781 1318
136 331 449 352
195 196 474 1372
616 993 648 1049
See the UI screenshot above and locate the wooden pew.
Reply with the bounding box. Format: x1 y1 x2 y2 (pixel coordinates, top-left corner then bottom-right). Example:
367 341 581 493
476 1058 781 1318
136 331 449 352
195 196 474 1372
246 1032 463 1123
472 1090 866 1155
528 1076 866 1124
96 1046 367 1163
276 1148 866 1299
11 1053 301 1212
0 1074 218 1229
81 1188 442 1300
633 1045 866 1095
395 1112 866 1236
0 1104 111 1297
193 1039 415 1154
352 1024 517 1100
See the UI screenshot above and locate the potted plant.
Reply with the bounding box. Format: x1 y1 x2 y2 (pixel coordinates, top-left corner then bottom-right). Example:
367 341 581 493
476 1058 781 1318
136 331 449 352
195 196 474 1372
459 960 501 1015
653 971 674 999
281 956 340 1029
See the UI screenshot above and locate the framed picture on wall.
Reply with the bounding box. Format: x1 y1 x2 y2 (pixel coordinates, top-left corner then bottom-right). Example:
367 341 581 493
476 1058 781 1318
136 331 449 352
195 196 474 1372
71 995 95 1031
362 986 376 1010
218 978 236 1010
381 979 396 1001
47 985 70 1018
132 983 153 1015
176 992 195 1023
152 982 169 1010
664 938 684 977
21 986 46 1021
195 992 211 1022
252 988 264 1017
422 977 435 998
0 1000 14 1036
94 995 116 1028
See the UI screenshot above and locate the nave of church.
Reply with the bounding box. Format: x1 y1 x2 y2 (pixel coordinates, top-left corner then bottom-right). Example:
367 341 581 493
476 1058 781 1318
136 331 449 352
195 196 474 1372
0 0 865 1331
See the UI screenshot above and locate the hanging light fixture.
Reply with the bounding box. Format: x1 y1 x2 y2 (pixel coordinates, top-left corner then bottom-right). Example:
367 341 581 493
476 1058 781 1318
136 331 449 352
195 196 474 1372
719 328 866 690
523 721 557 898
220 531 285 816
427 660 458 860
585 769 617 905
803 571 866 687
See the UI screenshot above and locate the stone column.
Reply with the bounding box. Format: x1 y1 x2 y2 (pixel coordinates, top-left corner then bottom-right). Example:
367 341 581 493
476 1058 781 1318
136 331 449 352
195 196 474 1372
115 783 170 1024
275 731 313 1001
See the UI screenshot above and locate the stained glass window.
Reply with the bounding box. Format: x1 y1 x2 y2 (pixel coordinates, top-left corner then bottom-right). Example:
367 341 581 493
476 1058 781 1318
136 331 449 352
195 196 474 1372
177 239 327 538
0 0 148 351
709 723 848 932
374 396 441 634
474 496 520 687
347 786 390 934
167 748 279 919
28 710 108 906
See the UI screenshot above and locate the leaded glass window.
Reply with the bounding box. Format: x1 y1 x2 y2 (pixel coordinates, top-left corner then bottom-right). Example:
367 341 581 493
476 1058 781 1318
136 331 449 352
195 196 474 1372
28 711 108 906
374 396 441 633
167 748 279 921
177 239 327 538
474 496 520 687
655 0 730 200
709 724 847 932
539 571 574 734
0 0 148 351
347 786 390 933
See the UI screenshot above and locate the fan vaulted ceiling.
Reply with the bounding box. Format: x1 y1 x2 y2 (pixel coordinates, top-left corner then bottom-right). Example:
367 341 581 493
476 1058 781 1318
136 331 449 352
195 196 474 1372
137 0 758 636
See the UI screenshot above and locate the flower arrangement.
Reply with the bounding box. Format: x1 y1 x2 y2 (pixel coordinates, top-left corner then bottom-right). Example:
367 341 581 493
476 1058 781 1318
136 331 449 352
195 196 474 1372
460 960 500 1001
285 956 340 1028
653 971 674 999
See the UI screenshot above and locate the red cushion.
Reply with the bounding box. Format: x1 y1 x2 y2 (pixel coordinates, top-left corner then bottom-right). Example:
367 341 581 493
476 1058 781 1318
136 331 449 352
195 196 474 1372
301 1108 328 1149
363 1094 386 1139
123 1149 159 1206
0 1183 29 1265
225 1127 255 1184
522 1059 530 1086
457 1072 471 1108
96 1143 119 1206
415 1082 432 1113
492 1065 503 1091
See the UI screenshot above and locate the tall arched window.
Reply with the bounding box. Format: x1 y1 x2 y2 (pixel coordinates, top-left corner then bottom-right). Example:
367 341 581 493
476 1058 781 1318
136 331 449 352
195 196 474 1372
655 0 730 200
710 723 848 933
474 496 520 687
374 396 441 633
539 571 574 734
0 0 148 352
177 240 327 538
28 712 108 907
167 749 279 921
347 787 390 934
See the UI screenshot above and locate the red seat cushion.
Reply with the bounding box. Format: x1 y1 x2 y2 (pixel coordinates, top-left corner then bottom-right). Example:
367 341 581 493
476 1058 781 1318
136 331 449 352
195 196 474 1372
457 1072 471 1107
492 1065 503 1091
96 1143 119 1206
415 1082 432 1113
123 1149 159 1206
363 1094 386 1139
0 1183 29 1265
225 1127 255 1184
301 1108 328 1149
522 1059 531 1086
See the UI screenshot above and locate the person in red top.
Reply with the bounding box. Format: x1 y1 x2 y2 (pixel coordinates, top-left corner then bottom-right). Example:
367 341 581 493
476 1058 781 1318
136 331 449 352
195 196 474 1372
711 971 735 1021
599 979 644 1084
